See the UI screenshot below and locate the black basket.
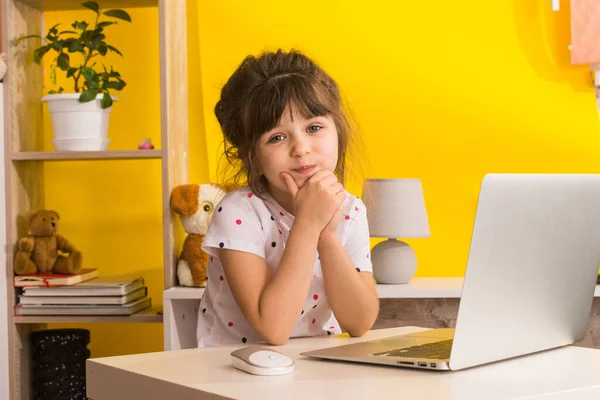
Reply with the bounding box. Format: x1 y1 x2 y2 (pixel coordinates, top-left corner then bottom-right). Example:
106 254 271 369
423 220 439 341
30 329 90 400
31 329 90 352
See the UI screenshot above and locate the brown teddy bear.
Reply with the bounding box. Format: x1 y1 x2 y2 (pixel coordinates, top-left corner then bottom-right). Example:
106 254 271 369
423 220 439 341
170 184 231 287
13 209 83 276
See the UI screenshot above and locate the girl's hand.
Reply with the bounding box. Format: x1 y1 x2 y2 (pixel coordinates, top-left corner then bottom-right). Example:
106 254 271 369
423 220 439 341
321 202 344 239
281 170 345 233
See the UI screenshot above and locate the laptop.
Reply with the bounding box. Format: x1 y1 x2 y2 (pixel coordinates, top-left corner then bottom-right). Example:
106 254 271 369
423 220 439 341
301 174 600 371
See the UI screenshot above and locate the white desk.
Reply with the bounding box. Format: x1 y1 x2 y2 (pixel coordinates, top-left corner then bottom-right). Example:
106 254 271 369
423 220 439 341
87 326 600 400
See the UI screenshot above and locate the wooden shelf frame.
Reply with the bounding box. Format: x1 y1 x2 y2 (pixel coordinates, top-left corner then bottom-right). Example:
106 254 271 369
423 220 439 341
16 0 159 11
10 150 163 161
2 1 189 399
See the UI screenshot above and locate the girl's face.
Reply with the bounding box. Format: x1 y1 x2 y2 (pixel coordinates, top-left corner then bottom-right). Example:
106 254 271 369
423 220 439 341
255 107 339 204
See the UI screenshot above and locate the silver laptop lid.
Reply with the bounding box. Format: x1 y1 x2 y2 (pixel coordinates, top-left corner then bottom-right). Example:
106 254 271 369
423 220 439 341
450 174 600 370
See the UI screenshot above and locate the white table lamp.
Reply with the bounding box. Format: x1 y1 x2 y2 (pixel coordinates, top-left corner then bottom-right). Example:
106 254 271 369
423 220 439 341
362 178 430 284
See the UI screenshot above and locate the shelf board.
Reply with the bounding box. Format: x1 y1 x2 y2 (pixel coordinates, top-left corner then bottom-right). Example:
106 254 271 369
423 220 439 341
13 305 163 323
376 278 464 299
163 279 464 300
163 279 600 300
11 150 162 161
163 286 205 300
16 0 157 11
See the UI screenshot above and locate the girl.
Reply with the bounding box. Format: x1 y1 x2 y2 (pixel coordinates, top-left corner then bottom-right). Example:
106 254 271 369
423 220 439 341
197 49 379 347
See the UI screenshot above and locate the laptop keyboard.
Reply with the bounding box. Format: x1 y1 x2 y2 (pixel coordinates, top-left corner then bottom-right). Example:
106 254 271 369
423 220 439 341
374 339 453 359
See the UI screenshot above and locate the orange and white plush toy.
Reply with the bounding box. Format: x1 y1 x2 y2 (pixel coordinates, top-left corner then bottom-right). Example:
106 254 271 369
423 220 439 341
170 184 230 287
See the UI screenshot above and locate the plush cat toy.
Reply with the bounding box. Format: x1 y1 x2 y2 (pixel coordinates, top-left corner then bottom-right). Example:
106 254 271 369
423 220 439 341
170 184 230 287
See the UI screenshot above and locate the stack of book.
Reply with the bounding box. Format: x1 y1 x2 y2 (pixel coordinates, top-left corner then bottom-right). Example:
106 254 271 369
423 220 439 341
14 271 151 316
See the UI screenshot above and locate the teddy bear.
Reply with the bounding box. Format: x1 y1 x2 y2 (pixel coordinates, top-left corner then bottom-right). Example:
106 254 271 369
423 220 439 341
13 209 83 276
170 183 232 287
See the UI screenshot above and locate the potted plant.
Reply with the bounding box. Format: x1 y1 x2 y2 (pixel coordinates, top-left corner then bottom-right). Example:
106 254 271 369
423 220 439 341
13 1 131 151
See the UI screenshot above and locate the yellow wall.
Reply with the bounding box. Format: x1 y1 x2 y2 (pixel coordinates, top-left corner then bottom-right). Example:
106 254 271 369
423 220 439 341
195 0 600 278
40 0 600 356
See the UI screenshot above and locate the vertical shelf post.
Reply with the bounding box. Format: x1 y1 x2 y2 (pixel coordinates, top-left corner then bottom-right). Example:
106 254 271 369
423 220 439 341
159 0 188 290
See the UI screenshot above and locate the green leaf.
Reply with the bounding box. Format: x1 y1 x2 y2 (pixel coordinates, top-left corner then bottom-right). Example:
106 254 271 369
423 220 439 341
50 41 63 51
81 1 100 13
49 87 66 95
103 80 125 90
80 31 92 43
50 65 57 85
81 66 98 82
33 45 51 64
88 39 102 50
97 44 108 56
62 38 76 47
68 41 84 53
48 23 60 36
106 44 122 56
87 81 100 90
102 92 113 109
103 9 132 22
73 21 89 31
58 30 77 36
97 21 116 28
90 32 106 42
11 34 42 47
107 67 121 78
56 53 70 70
79 89 99 102
66 67 77 78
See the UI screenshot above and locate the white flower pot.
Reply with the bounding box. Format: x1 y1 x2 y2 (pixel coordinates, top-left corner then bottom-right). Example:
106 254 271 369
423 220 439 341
42 93 117 151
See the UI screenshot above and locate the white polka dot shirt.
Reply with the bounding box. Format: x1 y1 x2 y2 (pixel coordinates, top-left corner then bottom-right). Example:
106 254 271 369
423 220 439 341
197 187 373 347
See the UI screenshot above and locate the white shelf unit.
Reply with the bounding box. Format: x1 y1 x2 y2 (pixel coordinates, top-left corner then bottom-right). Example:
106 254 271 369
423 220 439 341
2 1 189 399
163 278 465 351
163 286 205 351
163 278 600 351
376 278 463 298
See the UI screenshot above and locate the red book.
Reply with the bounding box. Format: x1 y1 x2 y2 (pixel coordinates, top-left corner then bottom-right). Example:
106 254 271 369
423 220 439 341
13 268 99 288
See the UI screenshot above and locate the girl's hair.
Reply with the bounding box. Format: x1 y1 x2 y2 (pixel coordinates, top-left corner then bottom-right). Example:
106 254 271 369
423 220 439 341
214 49 362 197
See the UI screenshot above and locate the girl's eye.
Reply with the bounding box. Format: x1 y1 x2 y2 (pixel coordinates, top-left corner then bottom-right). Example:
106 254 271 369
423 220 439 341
307 125 322 133
268 134 285 143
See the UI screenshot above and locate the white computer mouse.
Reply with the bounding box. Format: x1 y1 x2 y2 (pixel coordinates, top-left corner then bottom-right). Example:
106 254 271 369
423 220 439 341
231 346 295 376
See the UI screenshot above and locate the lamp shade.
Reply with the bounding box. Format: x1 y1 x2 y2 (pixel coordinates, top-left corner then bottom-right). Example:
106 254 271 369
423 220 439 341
362 178 430 238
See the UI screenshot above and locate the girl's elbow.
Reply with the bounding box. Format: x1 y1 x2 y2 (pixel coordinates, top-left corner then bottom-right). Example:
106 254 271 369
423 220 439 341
257 327 291 346
347 326 370 338
262 333 289 346
345 314 378 338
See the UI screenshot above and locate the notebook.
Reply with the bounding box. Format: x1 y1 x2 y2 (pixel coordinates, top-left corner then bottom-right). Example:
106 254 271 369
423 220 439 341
18 286 148 305
302 174 600 371
21 275 144 296
14 296 151 316
13 268 98 287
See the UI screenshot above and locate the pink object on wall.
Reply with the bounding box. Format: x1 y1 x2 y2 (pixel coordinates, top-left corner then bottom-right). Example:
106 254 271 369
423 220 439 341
571 0 600 64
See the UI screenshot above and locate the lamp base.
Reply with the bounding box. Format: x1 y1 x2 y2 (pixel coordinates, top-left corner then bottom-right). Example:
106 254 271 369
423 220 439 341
371 239 416 284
